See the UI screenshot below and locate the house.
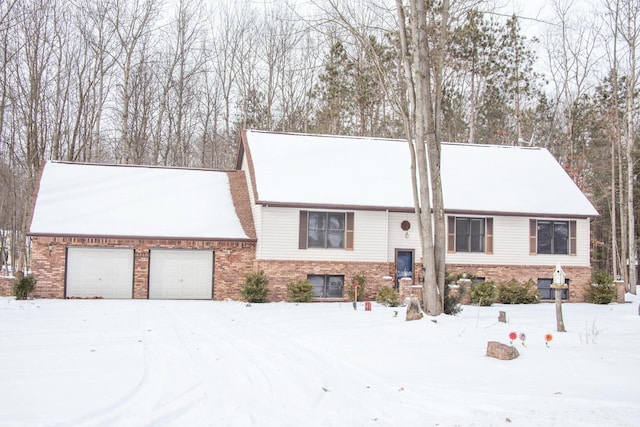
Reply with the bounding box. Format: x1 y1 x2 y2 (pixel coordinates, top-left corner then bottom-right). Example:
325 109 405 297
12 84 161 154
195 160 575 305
25 162 256 299
237 129 599 302
17 129 599 302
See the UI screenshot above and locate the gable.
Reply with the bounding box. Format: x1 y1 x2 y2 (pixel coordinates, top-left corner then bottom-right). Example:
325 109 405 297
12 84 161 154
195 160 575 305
29 162 251 240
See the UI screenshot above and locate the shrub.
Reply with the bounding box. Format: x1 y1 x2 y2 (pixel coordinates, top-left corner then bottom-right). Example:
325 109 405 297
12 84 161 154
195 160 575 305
497 278 539 304
13 274 36 300
286 280 314 303
593 270 614 286
375 286 400 307
469 280 497 306
346 273 366 301
586 271 616 304
444 283 463 315
240 270 269 303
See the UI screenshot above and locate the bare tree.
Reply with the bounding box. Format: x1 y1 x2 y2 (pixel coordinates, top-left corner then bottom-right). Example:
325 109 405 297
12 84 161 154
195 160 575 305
108 0 160 164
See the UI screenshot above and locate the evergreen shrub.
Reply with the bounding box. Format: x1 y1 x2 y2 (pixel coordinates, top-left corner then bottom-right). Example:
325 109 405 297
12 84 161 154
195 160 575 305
497 278 539 304
13 274 36 300
469 280 497 306
286 280 314 303
375 286 400 307
240 270 269 303
586 271 616 304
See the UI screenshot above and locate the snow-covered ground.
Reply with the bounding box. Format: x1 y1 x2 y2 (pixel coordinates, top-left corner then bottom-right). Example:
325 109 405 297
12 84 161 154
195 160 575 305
1 294 639 427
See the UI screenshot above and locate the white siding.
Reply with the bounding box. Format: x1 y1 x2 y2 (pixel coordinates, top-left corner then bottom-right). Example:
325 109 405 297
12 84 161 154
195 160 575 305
446 215 591 267
387 212 422 261
251 194 591 268
257 207 390 262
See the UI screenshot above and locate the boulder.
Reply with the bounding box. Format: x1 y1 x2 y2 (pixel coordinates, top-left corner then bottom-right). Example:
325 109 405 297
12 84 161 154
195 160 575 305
405 297 424 321
486 341 520 360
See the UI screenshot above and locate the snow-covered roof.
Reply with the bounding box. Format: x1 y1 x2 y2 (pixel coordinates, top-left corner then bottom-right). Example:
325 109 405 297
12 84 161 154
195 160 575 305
29 162 250 239
242 130 598 217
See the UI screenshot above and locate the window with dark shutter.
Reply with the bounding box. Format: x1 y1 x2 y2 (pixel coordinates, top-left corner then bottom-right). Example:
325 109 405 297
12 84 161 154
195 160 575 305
569 220 576 256
533 219 572 255
447 216 455 253
449 216 492 253
529 219 537 255
346 212 354 250
485 218 494 254
299 211 352 250
299 211 308 249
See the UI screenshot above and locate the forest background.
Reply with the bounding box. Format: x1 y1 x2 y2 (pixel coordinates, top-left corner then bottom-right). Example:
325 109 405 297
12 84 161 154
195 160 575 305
1 0 638 290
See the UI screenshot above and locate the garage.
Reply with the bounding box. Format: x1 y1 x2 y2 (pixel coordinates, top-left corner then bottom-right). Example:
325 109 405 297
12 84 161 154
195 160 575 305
149 249 214 299
66 247 134 298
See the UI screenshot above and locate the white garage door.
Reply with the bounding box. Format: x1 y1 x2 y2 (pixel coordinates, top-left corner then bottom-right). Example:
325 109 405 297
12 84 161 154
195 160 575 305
66 247 134 299
149 249 214 299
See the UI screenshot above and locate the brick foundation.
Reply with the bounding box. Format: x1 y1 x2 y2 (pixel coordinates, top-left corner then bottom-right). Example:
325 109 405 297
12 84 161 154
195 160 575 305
27 236 256 300
5 243 613 305
255 259 398 302
446 263 593 302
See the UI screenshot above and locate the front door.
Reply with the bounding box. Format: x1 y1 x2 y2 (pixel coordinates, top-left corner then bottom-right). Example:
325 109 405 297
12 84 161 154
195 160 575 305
395 249 414 289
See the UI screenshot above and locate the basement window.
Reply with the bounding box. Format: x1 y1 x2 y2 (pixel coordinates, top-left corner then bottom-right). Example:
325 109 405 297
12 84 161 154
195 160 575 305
307 275 344 298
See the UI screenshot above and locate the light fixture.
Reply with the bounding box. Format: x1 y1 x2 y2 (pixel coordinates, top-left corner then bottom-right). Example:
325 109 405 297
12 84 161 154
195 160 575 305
401 220 411 238
48 242 53 256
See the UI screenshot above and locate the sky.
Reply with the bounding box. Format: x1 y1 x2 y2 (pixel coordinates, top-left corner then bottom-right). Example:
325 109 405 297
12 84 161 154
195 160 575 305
1 291 639 426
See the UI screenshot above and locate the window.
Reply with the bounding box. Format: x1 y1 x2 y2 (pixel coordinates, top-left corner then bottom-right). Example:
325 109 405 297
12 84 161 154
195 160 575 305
455 217 485 252
299 211 354 250
537 278 568 300
530 220 576 255
447 216 493 254
308 275 344 298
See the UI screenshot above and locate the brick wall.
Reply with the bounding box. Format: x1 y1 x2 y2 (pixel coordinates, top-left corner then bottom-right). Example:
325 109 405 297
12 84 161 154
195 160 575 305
28 236 256 300
255 259 397 302
446 263 593 302
0 276 15 296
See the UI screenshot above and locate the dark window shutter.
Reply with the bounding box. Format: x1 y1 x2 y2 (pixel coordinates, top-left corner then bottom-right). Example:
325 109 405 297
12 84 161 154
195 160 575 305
569 220 577 255
299 211 308 249
447 216 456 253
346 212 354 250
529 219 537 255
485 218 493 254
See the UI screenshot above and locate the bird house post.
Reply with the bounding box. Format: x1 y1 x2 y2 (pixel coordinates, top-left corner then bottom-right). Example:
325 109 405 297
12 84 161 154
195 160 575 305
551 263 568 332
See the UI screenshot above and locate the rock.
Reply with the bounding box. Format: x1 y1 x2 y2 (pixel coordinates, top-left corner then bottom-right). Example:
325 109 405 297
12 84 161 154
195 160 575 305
486 341 520 360
405 297 424 321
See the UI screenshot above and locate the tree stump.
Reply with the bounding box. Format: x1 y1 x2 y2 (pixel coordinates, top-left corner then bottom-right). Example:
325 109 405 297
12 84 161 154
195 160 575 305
405 297 423 321
486 341 520 360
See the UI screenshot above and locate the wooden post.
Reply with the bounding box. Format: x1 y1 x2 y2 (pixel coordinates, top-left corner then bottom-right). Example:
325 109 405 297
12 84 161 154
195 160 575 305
552 263 568 332
551 284 567 332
